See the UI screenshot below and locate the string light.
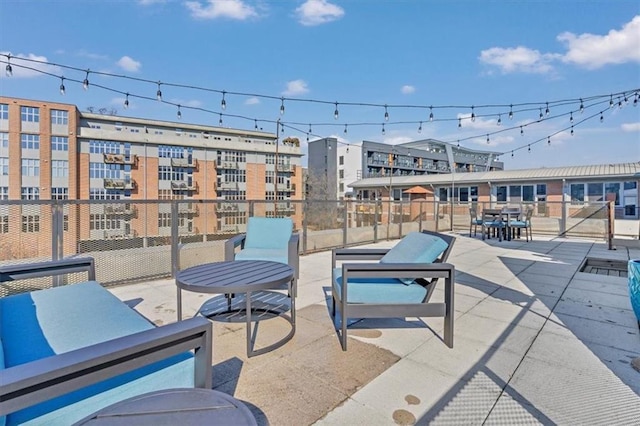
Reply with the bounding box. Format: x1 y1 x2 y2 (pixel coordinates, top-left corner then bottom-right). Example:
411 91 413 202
609 95 614 108
334 102 339 120
82 70 90 90
59 77 65 95
635 93 639 107
429 106 434 122
417 121 422 133
308 124 312 134
218 113 223 126
570 112 574 123
520 126 524 136
5 54 12 77
124 93 129 109
221 91 226 110
497 114 502 126
579 99 584 114
539 108 544 120
280 97 285 115
384 105 389 121
618 96 623 108
486 134 490 144
280 121 285 134
381 123 386 135
528 144 531 153
600 111 604 122
545 102 550 116
509 104 513 120
458 118 462 128
254 119 258 130
344 124 348 134
177 105 182 120
156 81 162 101
470 106 475 122
548 136 551 145
511 151 514 158
457 140 460 148
570 125 574 136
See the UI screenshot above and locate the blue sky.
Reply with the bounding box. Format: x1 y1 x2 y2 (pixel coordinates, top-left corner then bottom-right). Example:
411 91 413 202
1 0 639 170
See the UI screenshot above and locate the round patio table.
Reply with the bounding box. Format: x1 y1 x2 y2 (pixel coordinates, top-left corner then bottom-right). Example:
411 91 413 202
176 260 295 357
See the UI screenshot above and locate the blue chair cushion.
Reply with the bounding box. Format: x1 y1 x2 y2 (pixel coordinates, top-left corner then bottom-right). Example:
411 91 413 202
244 217 292 250
510 220 528 227
472 219 483 225
333 268 427 304
379 232 448 285
235 247 288 265
0 282 194 425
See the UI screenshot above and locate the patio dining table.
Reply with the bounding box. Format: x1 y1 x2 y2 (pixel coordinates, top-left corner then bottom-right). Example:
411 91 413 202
482 207 522 241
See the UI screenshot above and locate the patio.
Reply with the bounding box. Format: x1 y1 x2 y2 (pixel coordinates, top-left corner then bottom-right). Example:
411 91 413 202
110 233 640 425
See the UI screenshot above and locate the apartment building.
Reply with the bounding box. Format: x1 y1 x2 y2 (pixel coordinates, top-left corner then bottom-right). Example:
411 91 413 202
308 138 504 200
0 96 303 247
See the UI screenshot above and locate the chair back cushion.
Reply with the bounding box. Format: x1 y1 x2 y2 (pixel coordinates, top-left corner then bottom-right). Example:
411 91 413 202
380 232 449 284
244 217 293 249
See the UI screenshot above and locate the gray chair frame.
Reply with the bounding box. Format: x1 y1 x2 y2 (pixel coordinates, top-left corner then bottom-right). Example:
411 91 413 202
510 206 534 242
331 230 456 351
469 205 483 236
0 258 213 418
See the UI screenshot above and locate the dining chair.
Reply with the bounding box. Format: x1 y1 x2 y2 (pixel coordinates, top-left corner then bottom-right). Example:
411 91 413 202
469 205 483 236
510 207 534 242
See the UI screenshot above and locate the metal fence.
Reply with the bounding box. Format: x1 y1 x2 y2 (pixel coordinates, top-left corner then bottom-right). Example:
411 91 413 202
0 199 612 292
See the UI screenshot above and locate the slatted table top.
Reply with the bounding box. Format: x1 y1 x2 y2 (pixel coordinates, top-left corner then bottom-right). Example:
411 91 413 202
176 260 294 294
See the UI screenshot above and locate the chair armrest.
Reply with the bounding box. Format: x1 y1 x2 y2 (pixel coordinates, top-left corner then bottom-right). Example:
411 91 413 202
341 262 454 280
0 317 213 416
0 257 95 282
288 233 300 279
224 233 247 261
332 248 390 268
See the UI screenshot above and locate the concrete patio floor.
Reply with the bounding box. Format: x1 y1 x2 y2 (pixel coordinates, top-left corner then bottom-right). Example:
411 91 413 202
110 233 640 425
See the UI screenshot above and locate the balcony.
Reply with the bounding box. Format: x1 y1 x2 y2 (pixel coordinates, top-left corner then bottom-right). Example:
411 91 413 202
221 224 239 233
103 178 136 190
171 158 198 168
103 153 137 165
177 203 199 214
278 164 295 173
104 204 137 215
171 181 198 192
218 162 240 170
103 228 127 239
218 181 239 190
276 202 295 212
215 202 239 212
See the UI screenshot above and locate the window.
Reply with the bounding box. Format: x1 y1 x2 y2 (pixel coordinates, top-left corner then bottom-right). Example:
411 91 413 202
0 157 7 175
89 140 120 154
51 160 69 178
51 187 69 199
21 106 39 122
158 165 184 181
265 170 274 184
522 185 534 202
21 134 40 149
21 159 40 176
605 183 620 205
51 109 68 125
339 169 344 179
439 187 448 202
537 184 547 196
0 132 7 148
496 186 507 202
51 136 69 151
339 156 344 165
0 187 7 200
89 214 120 230
89 162 122 179
266 154 275 165
22 215 40 232
509 185 522 200
0 103 8 120
570 184 584 203
459 187 469 202
21 187 40 200
587 183 603 202
158 212 171 228
0 216 7 233
89 189 121 200
158 145 183 158
115 122 123 131
470 186 478 202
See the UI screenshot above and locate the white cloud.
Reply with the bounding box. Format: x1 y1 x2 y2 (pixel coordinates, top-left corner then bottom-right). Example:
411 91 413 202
116 56 141 72
621 122 640 132
469 134 514 147
401 85 415 94
0 52 60 79
456 113 501 130
184 0 258 20
171 99 203 108
479 46 559 74
282 79 309 96
245 97 260 105
384 136 413 145
295 0 344 26
559 16 640 69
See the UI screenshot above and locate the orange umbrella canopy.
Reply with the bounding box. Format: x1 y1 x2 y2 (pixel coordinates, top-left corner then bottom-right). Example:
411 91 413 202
403 186 430 194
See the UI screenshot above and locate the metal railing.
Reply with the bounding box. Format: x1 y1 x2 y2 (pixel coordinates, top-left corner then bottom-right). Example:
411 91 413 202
0 199 614 292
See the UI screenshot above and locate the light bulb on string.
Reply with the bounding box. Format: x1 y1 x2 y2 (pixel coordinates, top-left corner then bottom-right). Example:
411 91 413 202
600 111 604 122
511 151 514 158
218 113 223 126
618 97 623 109
254 119 258 130
570 126 574 136
280 122 284 134
384 105 389 121
334 102 339 120
308 124 312 134
381 123 386 135
458 118 462 128
545 102 550 116
457 140 460 148
539 108 543 120
528 144 531 153
59 77 66 95
470 106 475 122
548 136 551 146
634 93 639 107
124 93 129 109
156 82 162 101
579 99 584 114
279 97 285 115
624 94 629 105
429 106 433 122
82 70 90 90
609 95 614 108
5 55 12 77
509 104 513 120
177 105 182 120
306 133 309 142
417 121 422 133
344 124 348 134
486 134 490 144
221 91 226 110
520 126 524 136
569 112 573 123
497 114 502 126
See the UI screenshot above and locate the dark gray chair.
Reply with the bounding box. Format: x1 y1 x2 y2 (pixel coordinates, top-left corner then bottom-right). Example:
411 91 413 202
331 230 456 350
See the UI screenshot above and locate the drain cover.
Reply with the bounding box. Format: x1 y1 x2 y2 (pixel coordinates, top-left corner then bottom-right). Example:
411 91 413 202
579 257 628 278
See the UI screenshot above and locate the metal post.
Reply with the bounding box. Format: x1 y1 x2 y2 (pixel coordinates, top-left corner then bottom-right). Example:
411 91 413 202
343 200 348 247
171 202 179 278
274 119 280 216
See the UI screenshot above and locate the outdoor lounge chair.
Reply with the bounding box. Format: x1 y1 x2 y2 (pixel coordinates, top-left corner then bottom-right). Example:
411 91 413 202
0 258 212 425
331 230 456 350
224 216 300 289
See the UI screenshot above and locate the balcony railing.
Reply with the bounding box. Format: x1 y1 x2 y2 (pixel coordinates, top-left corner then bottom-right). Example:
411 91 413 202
104 179 136 190
278 164 295 173
171 158 198 168
218 181 239 190
177 203 199 214
104 204 137 215
103 153 137 165
218 162 240 170
215 202 239 211
171 181 198 192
